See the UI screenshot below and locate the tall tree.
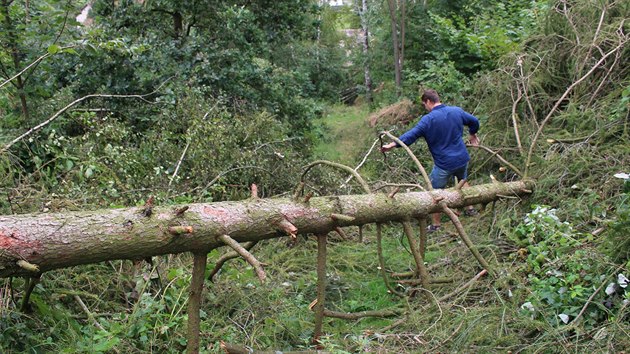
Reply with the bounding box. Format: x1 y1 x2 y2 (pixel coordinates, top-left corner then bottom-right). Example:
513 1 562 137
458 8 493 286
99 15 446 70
360 0 373 103
1 0 30 120
386 0 407 98
0 0 80 122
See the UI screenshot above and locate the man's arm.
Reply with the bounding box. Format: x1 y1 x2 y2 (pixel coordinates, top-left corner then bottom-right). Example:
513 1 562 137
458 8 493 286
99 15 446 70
380 117 426 153
461 111 480 135
461 110 480 146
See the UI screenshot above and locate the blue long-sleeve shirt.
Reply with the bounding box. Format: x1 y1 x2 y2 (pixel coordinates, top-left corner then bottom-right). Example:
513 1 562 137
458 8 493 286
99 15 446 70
397 104 479 171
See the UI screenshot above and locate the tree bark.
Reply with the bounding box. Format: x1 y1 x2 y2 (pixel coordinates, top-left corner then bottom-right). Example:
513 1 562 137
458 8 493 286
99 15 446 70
360 0 373 103
387 0 403 97
186 253 207 354
0 180 533 278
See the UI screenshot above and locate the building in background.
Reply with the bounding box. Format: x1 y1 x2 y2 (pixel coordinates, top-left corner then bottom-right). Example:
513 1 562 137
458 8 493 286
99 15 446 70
325 0 353 8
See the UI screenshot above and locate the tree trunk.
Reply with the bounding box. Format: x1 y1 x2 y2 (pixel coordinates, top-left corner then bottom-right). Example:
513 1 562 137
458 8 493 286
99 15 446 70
387 0 402 97
0 180 533 278
1 0 30 121
360 0 373 103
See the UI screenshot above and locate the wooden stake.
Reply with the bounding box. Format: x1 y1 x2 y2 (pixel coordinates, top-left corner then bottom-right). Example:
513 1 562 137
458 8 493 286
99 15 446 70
20 276 40 312
418 218 427 258
402 221 430 289
313 234 328 343
187 253 207 354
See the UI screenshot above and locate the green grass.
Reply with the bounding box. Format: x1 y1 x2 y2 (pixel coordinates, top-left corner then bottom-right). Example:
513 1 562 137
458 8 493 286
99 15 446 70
2 198 629 353
312 103 373 166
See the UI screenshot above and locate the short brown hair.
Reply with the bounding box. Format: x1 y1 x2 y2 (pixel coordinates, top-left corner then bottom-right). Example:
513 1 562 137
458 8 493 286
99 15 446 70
421 89 440 103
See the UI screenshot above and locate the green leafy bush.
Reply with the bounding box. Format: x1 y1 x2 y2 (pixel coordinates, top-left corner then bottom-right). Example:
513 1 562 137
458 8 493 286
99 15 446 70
603 175 630 263
513 206 628 328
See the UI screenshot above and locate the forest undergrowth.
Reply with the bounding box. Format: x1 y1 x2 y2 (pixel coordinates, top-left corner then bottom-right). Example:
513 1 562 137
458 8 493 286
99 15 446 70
1 0 629 352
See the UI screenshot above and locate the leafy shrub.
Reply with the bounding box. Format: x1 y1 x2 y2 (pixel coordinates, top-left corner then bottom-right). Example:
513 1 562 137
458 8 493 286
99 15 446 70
603 175 630 263
512 206 628 328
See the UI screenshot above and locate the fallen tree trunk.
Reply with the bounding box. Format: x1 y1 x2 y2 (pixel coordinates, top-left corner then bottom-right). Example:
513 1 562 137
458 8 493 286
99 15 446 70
0 180 533 278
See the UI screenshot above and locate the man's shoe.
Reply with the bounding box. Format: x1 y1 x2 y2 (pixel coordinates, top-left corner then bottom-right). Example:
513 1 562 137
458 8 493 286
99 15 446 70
426 225 441 233
464 208 478 217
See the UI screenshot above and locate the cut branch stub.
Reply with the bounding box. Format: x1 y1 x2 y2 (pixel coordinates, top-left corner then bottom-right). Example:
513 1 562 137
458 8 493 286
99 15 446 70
293 182 305 201
174 206 189 217
276 218 298 239
388 187 401 199
330 213 355 223
168 226 194 235
250 184 259 199
17 259 40 273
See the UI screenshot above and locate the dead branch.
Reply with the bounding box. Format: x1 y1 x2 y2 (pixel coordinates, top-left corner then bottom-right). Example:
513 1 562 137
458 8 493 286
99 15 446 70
0 79 171 154
418 218 427 258
323 308 402 319
169 137 193 187
74 295 106 331
380 131 432 190
467 144 524 177
343 138 380 185
402 221 430 288
440 203 493 274
572 263 625 325
218 235 266 282
313 234 327 342
302 160 371 194
292 182 305 201
577 2 607 76
524 33 628 177
208 241 258 281
437 269 488 303
187 253 207 354
0 45 75 90
510 84 524 155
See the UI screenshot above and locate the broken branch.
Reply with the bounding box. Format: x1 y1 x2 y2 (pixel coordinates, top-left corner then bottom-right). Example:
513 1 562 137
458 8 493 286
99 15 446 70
218 235 266 282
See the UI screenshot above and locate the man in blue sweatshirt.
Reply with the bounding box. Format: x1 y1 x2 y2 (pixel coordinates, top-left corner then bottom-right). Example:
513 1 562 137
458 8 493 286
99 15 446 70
380 89 479 232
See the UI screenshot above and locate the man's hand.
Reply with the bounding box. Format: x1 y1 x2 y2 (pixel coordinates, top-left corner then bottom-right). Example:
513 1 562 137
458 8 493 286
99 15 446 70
469 134 480 147
380 142 397 153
